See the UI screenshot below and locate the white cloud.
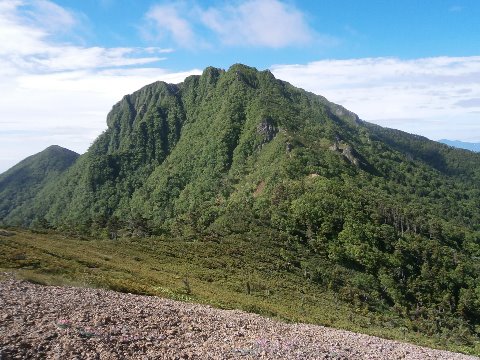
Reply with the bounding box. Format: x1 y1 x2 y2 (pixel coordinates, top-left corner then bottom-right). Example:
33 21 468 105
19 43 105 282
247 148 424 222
0 0 200 173
200 0 316 48
0 1 48 57
0 0 170 73
144 0 324 49
271 57 480 142
146 3 197 48
27 46 167 71
26 0 77 31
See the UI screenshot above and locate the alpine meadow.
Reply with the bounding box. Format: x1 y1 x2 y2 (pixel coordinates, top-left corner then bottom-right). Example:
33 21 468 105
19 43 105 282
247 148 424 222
1 65 480 354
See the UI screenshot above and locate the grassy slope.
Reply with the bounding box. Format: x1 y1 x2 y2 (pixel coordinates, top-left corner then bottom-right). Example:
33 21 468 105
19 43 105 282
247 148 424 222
1 228 478 356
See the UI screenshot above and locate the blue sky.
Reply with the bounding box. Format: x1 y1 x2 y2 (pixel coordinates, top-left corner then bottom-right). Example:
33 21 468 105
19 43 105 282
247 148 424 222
1 0 480 172
51 0 480 67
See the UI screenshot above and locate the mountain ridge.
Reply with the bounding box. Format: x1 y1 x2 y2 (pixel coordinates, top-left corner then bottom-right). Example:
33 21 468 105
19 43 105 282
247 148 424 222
1 64 480 349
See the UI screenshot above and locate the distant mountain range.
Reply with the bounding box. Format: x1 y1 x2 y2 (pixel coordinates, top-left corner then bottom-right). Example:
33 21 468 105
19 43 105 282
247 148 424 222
439 139 480 152
1 64 480 346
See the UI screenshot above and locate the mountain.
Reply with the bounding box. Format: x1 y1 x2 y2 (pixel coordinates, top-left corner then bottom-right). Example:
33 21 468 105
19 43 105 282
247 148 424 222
439 139 480 152
0 145 79 226
1 64 480 346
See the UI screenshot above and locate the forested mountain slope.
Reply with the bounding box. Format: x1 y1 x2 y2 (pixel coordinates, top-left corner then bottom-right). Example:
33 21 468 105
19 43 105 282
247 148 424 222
0 145 78 226
1 64 480 347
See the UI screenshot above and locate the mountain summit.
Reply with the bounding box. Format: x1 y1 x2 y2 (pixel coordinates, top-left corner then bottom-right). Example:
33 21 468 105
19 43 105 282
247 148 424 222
0 145 78 225
2 64 367 228
1 65 480 344
3 64 478 230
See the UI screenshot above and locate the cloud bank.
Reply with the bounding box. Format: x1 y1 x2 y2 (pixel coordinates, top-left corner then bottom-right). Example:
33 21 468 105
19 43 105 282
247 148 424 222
272 57 480 142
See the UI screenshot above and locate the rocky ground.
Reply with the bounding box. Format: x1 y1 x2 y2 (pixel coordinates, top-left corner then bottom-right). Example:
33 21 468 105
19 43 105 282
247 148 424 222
0 273 478 359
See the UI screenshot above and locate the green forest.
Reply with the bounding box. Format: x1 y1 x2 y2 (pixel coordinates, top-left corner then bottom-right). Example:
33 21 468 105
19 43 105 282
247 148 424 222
1 64 480 354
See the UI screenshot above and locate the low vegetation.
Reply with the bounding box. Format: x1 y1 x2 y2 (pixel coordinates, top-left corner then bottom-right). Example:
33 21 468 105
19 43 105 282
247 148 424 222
1 228 479 355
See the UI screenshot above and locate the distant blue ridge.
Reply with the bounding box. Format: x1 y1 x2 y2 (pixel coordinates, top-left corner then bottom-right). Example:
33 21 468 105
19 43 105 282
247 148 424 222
439 139 480 152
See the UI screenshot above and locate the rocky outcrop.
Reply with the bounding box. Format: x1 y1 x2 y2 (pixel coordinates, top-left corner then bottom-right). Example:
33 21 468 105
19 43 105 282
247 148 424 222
342 145 360 167
256 119 278 146
329 140 361 167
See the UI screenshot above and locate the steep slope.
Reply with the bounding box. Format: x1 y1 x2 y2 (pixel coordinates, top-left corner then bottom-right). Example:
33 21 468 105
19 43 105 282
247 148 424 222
16 65 375 228
0 145 79 226
2 64 480 347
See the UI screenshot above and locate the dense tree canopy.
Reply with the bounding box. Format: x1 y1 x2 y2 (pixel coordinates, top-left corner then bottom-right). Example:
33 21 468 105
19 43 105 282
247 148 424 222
0 145 78 226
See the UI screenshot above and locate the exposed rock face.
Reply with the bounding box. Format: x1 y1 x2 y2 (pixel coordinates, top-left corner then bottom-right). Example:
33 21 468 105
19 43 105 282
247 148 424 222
332 106 361 125
328 140 361 167
256 119 277 145
0 275 476 360
329 141 339 152
342 145 360 167
285 142 292 153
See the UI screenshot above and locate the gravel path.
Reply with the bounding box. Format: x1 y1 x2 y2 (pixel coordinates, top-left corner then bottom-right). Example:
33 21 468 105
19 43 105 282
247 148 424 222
0 274 477 359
